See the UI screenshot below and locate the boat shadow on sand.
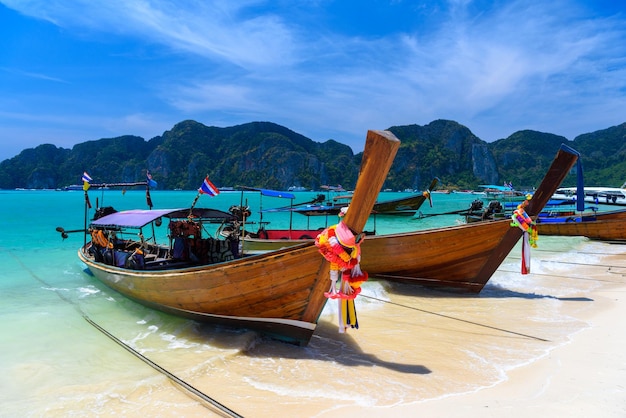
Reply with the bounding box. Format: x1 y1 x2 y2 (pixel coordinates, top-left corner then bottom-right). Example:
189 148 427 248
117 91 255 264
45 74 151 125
80 271 430 375
191 319 432 375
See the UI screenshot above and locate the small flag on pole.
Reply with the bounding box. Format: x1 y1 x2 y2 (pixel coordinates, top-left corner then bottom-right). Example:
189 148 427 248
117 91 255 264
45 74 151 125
146 170 158 188
82 172 92 183
198 176 219 196
82 172 92 191
82 172 93 207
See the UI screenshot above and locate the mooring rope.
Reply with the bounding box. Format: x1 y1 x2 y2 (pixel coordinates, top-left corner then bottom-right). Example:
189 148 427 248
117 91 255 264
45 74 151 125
497 268 625 283
361 294 550 342
83 316 243 418
506 255 626 270
9 250 243 418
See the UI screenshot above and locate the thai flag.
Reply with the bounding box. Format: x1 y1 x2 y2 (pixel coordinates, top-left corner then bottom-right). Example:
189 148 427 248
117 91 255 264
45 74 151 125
82 172 92 183
199 176 219 196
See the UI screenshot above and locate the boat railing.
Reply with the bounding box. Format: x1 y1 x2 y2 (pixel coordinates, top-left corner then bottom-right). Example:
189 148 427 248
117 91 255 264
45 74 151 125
87 232 242 271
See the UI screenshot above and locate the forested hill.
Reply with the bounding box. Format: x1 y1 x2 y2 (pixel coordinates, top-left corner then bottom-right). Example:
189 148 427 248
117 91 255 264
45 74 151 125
0 119 624 191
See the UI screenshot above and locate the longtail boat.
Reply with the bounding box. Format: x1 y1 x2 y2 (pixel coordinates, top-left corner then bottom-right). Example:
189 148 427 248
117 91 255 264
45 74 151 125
269 178 438 217
67 130 400 345
243 144 580 293
240 178 437 244
536 207 626 241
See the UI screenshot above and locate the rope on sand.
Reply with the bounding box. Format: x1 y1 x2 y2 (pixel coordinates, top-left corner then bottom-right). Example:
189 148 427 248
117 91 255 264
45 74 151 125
11 251 243 418
497 268 626 283
83 316 243 418
361 294 550 342
506 255 626 271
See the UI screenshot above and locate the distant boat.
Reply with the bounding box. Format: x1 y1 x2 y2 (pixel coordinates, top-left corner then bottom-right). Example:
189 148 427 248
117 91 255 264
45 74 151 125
63 184 111 191
462 198 577 224
63 184 85 191
552 183 626 205
469 178 626 242
477 184 529 201
287 178 439 217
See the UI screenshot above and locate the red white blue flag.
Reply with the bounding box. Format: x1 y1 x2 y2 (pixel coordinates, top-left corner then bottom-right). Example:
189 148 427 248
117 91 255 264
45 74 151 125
199 176 219 196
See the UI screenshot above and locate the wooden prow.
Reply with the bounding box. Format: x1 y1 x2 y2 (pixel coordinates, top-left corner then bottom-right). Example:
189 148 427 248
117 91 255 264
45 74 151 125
302 130 400 325
471 144 580 289
341 130 401 233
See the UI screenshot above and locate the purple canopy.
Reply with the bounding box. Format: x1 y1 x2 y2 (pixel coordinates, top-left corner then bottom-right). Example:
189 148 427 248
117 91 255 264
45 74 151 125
90 209 182 229
90 208 238 229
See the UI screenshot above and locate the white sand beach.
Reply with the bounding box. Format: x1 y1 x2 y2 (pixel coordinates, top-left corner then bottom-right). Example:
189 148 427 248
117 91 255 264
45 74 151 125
321 249 626 418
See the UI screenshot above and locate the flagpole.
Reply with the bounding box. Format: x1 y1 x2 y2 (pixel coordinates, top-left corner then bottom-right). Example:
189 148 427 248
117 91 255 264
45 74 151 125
146 182 153 209
146 170 155 209
82 177 92 248
189 192 201 218
83 192 88 247
240 198 248 256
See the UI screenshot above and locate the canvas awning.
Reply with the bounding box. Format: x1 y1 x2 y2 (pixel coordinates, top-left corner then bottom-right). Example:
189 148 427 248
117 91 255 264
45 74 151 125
237 186 295 199
90 208 236 229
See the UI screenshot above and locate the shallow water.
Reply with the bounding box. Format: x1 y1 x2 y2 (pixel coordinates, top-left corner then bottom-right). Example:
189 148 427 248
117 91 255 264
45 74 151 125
1 189 624 417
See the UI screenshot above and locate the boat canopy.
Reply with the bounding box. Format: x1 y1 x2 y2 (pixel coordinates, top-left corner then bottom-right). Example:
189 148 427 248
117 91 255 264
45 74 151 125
478 185 513 191
237 186 295 199
91 208 237 229
258 189 295 199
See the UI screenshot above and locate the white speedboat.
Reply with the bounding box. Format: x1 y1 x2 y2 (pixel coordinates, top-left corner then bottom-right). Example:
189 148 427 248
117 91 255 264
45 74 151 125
552 182 626 205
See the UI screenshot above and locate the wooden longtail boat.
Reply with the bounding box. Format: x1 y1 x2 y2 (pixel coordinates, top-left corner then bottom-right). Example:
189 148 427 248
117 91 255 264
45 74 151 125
287 178 438 217
535 207 626 241
72 130 400 346
243 144 580 293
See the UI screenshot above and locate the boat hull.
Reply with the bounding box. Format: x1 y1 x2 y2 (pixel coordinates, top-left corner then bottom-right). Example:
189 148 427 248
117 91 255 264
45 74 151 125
79 243 330 345
245 221 522 293
359 220 515 292
536 209 626 241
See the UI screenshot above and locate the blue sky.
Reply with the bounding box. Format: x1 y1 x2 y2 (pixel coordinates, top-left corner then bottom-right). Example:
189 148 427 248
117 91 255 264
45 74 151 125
1 1 625 162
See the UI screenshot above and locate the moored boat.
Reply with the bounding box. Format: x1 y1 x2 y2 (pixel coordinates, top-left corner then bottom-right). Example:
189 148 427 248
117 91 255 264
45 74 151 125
477 184 527 200
288 178 438 217
463 199 507 223
66 130 401 345
536 207 626 241
243 144 581 292
363 144 578 292
552 183 626 206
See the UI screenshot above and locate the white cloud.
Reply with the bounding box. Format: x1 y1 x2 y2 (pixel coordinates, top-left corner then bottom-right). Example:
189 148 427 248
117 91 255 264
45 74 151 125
2 0 298 68
0 0 625 157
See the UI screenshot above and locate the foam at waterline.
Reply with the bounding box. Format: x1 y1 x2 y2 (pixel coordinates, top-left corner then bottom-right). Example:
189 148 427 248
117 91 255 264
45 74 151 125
77 285 100 297
319 278 390 317
241 373 380 406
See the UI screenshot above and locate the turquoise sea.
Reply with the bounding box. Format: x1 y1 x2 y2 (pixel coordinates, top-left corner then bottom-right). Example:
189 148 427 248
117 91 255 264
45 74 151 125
1 189 623 417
